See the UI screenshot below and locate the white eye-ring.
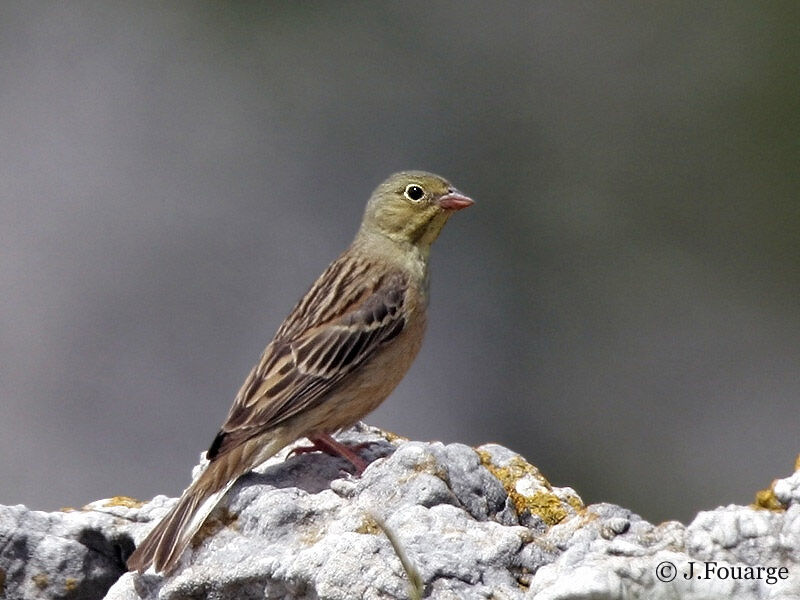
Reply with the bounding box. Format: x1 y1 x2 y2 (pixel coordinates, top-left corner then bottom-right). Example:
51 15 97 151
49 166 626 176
404 184 425 202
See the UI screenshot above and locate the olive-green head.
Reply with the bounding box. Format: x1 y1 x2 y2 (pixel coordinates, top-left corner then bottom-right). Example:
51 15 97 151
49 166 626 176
359 171 473 251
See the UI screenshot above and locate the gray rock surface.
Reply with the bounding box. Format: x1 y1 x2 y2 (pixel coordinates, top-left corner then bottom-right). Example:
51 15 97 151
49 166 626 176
0 497 134 599
1 425 798 599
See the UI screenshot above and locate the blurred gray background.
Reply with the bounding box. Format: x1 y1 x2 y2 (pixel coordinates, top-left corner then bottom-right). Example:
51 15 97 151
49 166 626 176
1 2 798 525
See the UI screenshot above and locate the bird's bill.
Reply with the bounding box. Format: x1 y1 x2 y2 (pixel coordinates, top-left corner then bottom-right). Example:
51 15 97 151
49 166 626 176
437 191 474 211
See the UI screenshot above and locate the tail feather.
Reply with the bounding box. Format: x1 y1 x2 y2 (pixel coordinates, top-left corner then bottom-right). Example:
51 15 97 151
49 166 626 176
127 433 286 574
127 466 235 574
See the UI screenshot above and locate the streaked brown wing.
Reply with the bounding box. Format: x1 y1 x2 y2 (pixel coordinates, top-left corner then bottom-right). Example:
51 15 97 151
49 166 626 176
207 267 408 459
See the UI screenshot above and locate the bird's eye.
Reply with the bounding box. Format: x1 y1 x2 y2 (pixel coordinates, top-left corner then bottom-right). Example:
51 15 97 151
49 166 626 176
404 184 425 202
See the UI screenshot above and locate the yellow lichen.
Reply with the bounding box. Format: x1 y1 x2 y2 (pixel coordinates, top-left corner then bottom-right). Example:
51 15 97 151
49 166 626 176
32 574 48 589
298 524 325 547
104 496 145 509
415 453 446 475
407 453 449 485
478 451 549 484
478 450 582 526
566 495 584 511
193 506 238 547
753 485 787 512
65 578 78 592
515 571 532 589
751 455 800 511
527 491 570 525
355 514 381 535
380 428 409 444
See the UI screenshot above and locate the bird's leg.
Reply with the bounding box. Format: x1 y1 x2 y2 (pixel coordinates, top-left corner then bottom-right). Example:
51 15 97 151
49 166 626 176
288 433 368 475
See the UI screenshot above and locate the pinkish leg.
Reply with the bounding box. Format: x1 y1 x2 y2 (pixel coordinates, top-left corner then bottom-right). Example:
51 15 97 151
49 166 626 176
288 433 368 475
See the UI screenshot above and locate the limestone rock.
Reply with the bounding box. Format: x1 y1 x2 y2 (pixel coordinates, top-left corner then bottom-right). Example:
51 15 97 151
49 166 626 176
1 425 799 599
0 496 136 599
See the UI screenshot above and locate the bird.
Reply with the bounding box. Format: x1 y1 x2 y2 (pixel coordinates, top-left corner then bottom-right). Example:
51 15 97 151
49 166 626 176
126 171 473 574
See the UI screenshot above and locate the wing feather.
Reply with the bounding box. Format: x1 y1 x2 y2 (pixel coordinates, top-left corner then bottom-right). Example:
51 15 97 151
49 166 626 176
207 260 409 459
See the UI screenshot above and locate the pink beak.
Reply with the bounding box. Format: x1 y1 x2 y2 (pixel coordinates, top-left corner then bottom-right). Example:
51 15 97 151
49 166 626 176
437 190 474 211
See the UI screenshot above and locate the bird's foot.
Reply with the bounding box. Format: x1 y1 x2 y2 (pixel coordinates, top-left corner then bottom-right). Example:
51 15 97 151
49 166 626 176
288 433 369 475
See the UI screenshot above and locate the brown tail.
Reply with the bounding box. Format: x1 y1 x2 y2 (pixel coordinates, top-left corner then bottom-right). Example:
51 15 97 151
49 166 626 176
126 459 238 574
127 432 287 573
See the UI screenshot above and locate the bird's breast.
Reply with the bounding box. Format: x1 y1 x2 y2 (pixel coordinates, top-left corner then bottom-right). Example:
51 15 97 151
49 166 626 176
312 295 427 433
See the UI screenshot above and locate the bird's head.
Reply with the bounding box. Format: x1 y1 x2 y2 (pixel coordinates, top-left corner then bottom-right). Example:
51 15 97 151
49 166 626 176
359 171 473 252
